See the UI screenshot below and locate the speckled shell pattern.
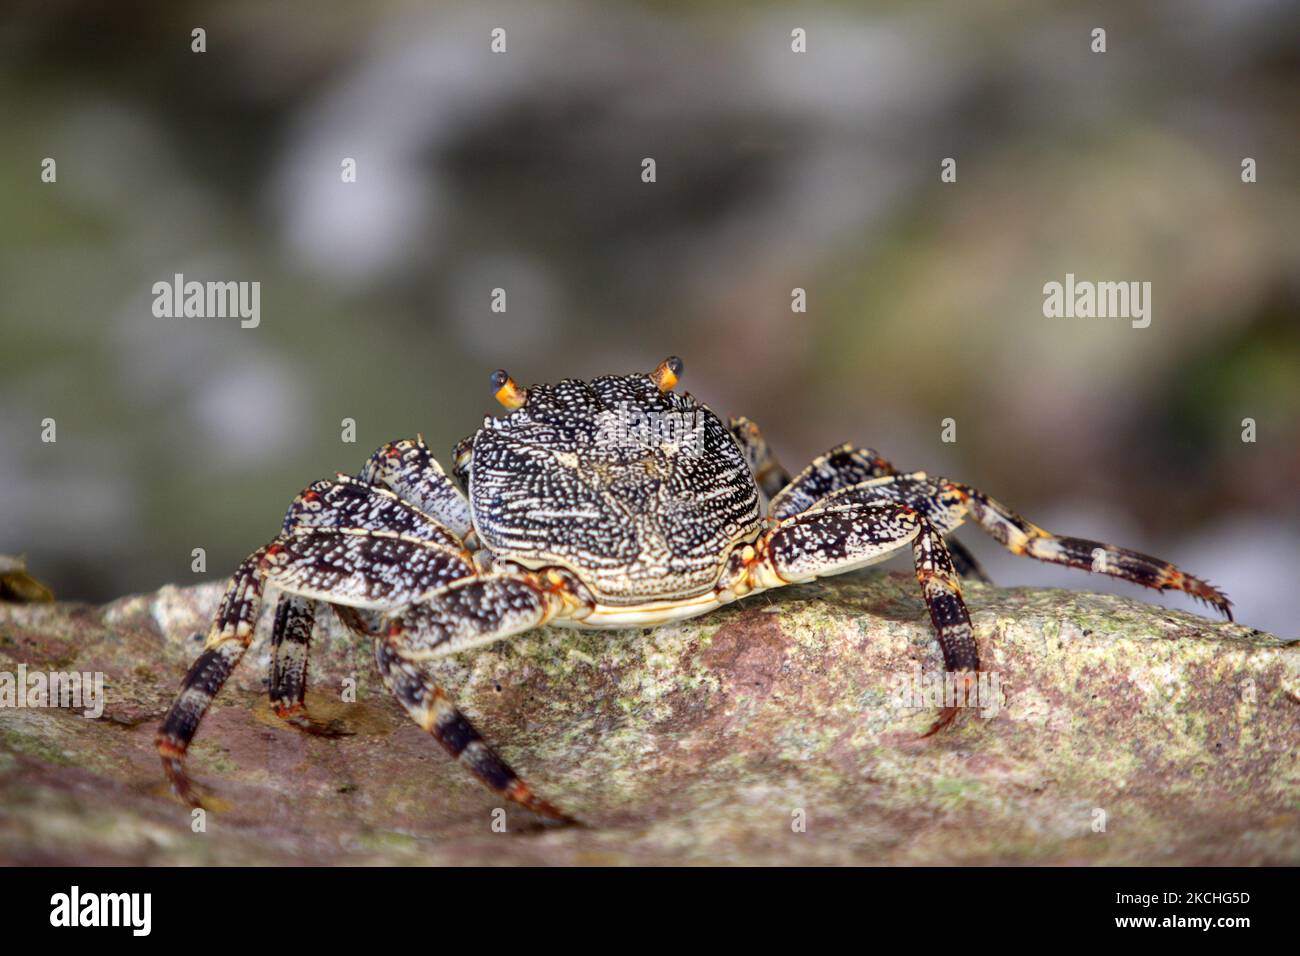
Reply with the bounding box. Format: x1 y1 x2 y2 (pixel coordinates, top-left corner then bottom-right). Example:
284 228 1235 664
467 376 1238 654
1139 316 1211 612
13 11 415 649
468 374 761 604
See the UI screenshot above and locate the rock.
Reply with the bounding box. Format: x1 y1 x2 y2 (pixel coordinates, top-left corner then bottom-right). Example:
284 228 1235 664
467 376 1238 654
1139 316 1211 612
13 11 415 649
0 573 1296 865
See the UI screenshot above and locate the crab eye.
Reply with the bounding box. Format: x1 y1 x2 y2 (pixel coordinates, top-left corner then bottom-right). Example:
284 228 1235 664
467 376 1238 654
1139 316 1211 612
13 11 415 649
490 369 528 410
652 356 683 392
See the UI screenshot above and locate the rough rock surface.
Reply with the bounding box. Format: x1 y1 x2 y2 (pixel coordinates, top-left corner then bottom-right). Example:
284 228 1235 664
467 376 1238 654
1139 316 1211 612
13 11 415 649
0 574 1296 865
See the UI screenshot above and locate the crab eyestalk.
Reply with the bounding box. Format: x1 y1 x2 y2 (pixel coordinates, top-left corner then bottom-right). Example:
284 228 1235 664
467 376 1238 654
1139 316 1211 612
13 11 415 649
652 355 683 392
490 369 528 410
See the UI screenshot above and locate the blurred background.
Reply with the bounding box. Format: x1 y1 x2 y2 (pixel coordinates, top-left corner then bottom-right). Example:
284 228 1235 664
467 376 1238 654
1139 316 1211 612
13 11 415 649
1 0 1296 635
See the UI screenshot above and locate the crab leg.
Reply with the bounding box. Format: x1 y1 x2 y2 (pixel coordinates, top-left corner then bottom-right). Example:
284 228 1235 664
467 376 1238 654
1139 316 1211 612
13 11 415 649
373 642 572 824
811 478 1227 621
260 528 476 608
753 503 979 675
281 475 466 549
908 516 980 734
157 521 477 806
956 484 1233 618
806 472 969 533
768 443 898 519
357 437 472 538
804 471 1232 619
269 593 313 717
744 502 978 733
729 416 793 500
380 575 566 659
268 594 349 736
770 445 991 583
936 537 989 583
378 575 573 822
156 547 269 806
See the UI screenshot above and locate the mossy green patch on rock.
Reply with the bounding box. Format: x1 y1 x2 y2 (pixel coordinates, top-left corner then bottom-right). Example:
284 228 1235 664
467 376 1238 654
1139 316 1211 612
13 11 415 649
0 572 1296 864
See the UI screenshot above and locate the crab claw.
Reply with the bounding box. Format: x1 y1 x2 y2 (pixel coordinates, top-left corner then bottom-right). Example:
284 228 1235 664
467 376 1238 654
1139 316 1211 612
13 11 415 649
490 369 528 409
652 355 683 392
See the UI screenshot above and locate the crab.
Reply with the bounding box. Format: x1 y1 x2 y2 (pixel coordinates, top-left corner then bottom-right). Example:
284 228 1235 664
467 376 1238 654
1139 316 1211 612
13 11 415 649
156 357 1232 823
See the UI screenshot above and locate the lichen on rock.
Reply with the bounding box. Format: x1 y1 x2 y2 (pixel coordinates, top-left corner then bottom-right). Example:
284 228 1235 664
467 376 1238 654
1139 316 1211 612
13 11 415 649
0 573 1296 864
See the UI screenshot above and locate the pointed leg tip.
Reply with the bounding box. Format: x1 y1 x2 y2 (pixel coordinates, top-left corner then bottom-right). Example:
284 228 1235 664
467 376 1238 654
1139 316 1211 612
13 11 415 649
526 797 580 827
1166 570 1233 622
541 810 584 829
159 755 204 810
921 705 960 738
1212 591 1235 621
1209 595 1234 621
505 779 580 827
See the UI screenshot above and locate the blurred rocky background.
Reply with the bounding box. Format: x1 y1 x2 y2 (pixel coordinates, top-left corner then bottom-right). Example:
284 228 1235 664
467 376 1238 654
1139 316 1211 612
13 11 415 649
1 0 1297 634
